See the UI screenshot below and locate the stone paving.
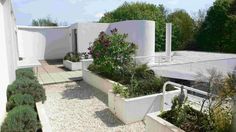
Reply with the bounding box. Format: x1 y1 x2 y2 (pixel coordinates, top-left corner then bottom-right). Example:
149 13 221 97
36 60 82 85
43 81 145 132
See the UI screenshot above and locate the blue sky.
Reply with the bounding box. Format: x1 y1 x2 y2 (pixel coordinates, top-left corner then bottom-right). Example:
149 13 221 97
12 0 215 26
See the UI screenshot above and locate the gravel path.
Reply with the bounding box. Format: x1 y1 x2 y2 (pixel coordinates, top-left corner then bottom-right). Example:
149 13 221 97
43 81 145 132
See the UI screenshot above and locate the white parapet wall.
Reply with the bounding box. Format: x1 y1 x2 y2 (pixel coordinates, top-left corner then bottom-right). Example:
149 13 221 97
17 26 71 60
109 20 155 64
0 0 18 125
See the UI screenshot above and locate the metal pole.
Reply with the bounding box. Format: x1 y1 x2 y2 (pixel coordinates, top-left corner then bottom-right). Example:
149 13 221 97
165 23 172 62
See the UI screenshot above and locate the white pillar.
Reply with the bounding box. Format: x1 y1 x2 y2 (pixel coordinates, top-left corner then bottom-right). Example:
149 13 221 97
165 23 172 62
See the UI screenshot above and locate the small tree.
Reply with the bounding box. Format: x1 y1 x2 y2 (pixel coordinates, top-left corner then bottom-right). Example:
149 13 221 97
167 10 195 50
88 29 137 81
99 2 166 51
196 0 236 53
32 16 58 26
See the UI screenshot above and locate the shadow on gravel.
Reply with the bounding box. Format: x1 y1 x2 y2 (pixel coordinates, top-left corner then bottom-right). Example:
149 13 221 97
94 108 124 127
61 81 108 105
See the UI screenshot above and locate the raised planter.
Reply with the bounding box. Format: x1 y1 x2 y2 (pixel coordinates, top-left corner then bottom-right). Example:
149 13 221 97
82 59 118 94
83 69 117 94
145 112 184 132
63 60 82 71
82 59 182 124
108 89 181 124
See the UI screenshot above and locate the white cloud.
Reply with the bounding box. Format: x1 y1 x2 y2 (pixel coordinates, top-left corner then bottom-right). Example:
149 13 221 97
167 0 180 5
95 12 104 18
68 0 83 4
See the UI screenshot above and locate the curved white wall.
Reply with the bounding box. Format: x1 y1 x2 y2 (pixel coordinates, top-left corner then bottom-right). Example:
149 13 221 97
17 20 155 62
18 27 70 60
108 20 155 63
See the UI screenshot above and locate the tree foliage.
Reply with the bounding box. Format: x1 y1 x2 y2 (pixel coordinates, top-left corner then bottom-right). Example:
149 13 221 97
99 2 166 51
167 10 195 50
196 0 236 53
32 17 58 26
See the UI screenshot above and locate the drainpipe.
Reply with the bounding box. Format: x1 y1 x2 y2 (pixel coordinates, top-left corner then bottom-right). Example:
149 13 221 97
165 23 172 62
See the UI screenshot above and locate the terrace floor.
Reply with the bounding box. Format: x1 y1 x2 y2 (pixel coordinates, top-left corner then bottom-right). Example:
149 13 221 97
43 81 145 132
36 60 82 85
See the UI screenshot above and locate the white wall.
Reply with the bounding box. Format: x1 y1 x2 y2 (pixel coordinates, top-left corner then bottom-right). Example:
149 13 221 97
18 26 70 60
0 0 18 125
17 20 155 61
75 23 110 53
108 20 155 59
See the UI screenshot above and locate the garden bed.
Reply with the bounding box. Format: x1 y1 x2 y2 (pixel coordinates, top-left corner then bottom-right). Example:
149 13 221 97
108 89 181 124
145 112 184 132
63 60 82 71
1 68 46 132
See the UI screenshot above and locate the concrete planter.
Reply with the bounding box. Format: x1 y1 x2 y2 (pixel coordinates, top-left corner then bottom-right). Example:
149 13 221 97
108 89 181 124
145 112 184 132
83 69 117 94
82 59 181 124
63 60 82 71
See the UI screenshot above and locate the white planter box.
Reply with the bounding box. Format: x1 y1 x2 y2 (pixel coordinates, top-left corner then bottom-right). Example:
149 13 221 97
145 112 184 132
63 60 82 71
83 69 117 94
108 89 181 124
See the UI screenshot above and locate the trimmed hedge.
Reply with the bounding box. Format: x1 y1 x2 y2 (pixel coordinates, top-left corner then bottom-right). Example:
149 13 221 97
7 77 46 103
16 68 36 80
1 106 40 132
6 94 35 112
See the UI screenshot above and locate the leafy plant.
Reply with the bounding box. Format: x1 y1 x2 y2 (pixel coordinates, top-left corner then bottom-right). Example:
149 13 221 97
88 28 137 81
64 52 82 62
6 94 35 112
7 77 46 103
1 106 40 132
16 68 36 80
161 69 235 132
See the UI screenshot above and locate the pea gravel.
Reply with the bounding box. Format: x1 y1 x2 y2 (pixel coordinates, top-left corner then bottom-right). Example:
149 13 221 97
43 81 145 132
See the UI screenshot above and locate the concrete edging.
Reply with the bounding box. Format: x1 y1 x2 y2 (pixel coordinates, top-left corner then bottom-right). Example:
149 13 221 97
36 102 52 132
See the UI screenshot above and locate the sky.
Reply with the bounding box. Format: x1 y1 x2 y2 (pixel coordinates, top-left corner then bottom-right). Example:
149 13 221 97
12 0 216 26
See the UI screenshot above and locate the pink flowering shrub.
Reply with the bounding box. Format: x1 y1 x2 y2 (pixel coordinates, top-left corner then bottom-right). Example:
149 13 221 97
88 28 137 81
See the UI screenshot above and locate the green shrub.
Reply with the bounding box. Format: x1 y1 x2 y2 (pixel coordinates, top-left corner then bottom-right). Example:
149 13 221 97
111 64 174 98
64 52 81 62
1 105 40 132
7 77 46 102
16 68 36 80
6 94 35 112
88 29 137 80
99 2 166 51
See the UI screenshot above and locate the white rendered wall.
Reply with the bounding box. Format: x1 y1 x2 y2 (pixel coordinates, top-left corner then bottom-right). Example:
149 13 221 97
75 23 110 53
18 27 70 60
0 0 18 125
108 20 155 63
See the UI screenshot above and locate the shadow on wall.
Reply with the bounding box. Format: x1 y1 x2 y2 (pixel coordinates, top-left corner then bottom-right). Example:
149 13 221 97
18 27 70 60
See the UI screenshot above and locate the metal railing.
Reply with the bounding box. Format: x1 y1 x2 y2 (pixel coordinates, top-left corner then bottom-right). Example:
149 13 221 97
161 81 209 111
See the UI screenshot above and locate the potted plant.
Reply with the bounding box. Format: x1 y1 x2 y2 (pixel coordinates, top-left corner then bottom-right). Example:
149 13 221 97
145 70 236 132
63 52 82 71
82 29 181 124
